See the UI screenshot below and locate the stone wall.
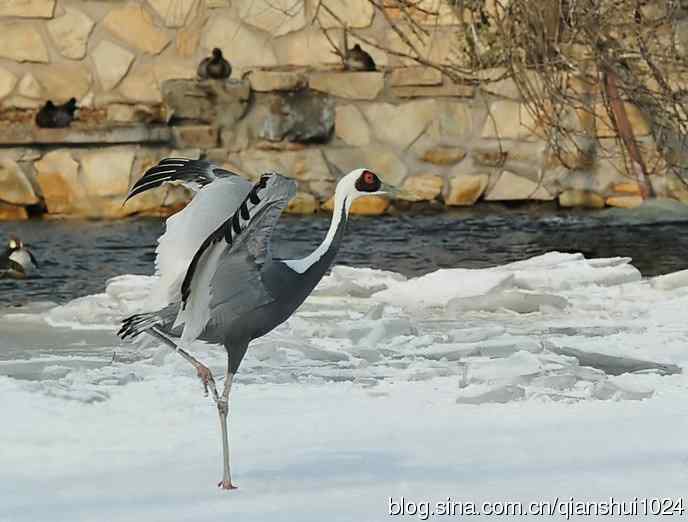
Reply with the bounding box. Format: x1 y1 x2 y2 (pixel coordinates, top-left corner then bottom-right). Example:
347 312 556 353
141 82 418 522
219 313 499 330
0 0 684 219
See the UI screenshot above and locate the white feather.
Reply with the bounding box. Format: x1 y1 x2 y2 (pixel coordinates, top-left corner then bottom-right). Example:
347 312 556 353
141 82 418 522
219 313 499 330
175 241 226 342
148 176 251 309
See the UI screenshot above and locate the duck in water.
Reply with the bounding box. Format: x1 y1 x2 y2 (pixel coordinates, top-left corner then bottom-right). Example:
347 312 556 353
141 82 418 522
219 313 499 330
0 236 38 279
345 44 376 71
35 98 78 128
198 48 232 79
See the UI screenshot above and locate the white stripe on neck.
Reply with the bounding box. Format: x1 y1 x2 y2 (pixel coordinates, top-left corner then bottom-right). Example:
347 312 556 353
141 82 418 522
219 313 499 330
284 193 351 274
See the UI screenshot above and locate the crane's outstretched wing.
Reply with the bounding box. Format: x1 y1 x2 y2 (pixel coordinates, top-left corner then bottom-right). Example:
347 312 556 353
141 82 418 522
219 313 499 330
125 158 254 307
175 173 296 342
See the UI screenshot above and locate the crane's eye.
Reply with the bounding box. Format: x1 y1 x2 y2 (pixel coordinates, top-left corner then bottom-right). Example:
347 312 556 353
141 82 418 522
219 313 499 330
355 170 380 192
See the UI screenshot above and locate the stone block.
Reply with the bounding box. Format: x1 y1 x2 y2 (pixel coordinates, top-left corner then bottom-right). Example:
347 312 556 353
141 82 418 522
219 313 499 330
595 102 651 138
391 83 474 98
485 171 554 201
253 90 334 143
32 63 91 102
248 71 307 92
606 195 644 208
34 150 86 214
316 0 375 28
558 189 605 208
421 147 466 165
176 2 205 57
389 67 443 87
120 65 161 104
481 101 542 140
47 7 94 60
93 40 134 91
162 79 250 126
322 194 390 215
0 202 28 221
80 148 135 197
0 23 49 63
611 182 642 195
203 14 277 68
172 125 219 149
239 149 332 181
324 146 407 186
363 100 437 148
446 174 488 206
235 0 306 36
103 5 170 55
385 26 453 66
0 159 38 205
148 0 196 27
276 29 342 67
0 68 17 100
401 173 443 201
0 0 55 17
309 72 384 100
286 192 318 214
335 105 370 147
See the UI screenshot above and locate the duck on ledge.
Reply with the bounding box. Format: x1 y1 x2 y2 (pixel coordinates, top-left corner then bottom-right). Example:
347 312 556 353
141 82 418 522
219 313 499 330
198 48 232 80
35 98 78 129
345 44 376 71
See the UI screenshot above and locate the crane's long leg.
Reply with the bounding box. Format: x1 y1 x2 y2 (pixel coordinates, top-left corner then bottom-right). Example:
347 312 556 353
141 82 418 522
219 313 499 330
148 327 219 402
217 360 236 490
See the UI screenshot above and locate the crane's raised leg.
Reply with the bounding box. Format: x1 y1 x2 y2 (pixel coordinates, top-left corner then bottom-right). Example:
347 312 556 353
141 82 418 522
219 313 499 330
148 327 219 402
217 361 236 490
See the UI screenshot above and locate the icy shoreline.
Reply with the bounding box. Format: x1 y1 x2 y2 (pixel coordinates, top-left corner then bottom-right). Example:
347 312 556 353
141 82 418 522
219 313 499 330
2 252 688 520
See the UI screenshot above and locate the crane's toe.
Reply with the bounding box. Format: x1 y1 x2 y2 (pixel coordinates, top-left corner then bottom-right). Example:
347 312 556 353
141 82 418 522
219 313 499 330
218 479 238 490
195 364 218 399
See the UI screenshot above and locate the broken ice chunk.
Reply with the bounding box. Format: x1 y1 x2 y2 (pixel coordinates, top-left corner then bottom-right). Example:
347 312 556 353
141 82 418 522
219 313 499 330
592 380 654 401
315 265 406 297
651 269 688 291
373 270 514 309
448 326 505 343
549 345 682 376
448 290 568 314
456 384 526 404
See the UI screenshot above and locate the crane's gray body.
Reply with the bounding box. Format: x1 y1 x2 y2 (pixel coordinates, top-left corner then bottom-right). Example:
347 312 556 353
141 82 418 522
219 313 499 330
193 205 346 373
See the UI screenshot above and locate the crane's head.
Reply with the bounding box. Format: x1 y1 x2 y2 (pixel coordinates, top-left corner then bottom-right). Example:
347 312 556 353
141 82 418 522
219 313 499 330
336 168 415 204
337 169 390 201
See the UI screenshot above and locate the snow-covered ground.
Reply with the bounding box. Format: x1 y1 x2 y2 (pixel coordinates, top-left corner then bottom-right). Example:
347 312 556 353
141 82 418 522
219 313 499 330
2 252 688 521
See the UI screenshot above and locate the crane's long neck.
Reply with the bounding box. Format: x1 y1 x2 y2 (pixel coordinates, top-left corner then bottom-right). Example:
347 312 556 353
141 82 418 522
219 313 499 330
284 190 351 275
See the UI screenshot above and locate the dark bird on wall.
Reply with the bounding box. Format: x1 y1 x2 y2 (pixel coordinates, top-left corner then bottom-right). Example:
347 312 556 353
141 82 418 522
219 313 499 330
198 48 232 79
118 158 402 489
0 236 38 279
345 44 376 71
35 98 78 128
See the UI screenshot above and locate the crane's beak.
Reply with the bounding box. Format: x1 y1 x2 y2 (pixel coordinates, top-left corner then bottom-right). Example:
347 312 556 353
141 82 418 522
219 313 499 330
379 181 423 201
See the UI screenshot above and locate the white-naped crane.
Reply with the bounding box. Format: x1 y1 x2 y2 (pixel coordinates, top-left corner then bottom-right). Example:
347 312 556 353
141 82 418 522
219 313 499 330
118 157 400 489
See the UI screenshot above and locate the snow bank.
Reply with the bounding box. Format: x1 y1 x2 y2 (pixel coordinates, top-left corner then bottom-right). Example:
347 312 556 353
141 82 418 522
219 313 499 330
3 251 688 520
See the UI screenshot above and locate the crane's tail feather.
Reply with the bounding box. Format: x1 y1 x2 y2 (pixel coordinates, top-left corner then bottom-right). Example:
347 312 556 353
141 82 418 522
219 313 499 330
119 303 179 340
118 312 163 340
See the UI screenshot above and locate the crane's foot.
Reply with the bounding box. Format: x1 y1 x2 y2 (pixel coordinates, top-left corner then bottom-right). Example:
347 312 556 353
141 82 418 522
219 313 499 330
218 479 238 490
196 364 217 400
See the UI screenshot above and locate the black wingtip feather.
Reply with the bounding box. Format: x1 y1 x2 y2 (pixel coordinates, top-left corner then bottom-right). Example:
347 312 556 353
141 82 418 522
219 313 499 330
124 157 227 203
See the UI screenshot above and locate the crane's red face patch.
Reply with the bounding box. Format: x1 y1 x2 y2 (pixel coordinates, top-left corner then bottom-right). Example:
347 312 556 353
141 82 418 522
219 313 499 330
355 170 381 193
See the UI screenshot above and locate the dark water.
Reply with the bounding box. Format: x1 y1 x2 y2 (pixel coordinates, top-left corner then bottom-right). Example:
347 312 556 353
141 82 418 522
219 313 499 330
1 205 688 306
